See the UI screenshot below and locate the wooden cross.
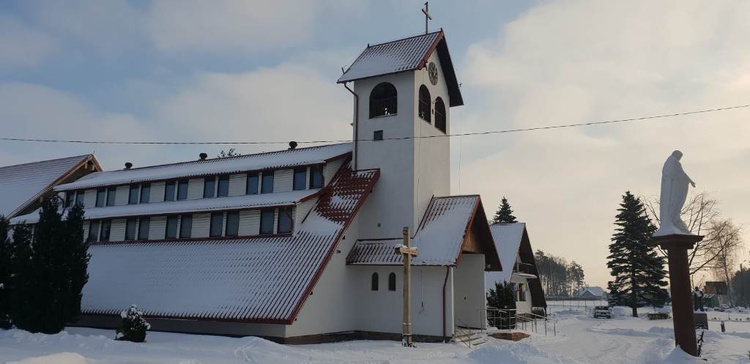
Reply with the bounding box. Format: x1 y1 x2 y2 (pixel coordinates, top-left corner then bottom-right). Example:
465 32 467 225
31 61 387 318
422 2 432 34
396 227 419 347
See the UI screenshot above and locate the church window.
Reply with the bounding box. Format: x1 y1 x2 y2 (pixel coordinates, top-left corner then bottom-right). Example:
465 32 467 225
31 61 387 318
261 171 274 194
260 209 275 235
203 177 215 198
388 272 396 291
418 85 431 123
128 185 139 205
164 181 177 201
87 220 99 243
293 167 307 190
166 215 178 239
177 179 189 200
96 189 106 207
371 273 379 291
140 183 150 204
517 283 526 302
179 214 192 238
225 211 239 236
369 82 397 118
309 165 324 189
125 218 137 241
210 212 223 237
246 172 259 194
106 187 117 206
138 217 150 240
217 175 230 197
435 97 446 133
277 207 293 234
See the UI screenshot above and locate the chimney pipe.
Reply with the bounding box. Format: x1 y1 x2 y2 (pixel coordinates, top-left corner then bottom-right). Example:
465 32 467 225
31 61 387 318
288 141 298 150
124 162 133 170
199 153 208 160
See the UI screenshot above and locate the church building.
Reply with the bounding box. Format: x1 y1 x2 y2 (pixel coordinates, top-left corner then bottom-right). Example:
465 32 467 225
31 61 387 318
12 31 504 343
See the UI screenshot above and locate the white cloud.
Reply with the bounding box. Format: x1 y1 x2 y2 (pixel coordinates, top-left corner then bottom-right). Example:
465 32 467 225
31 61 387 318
458 0 750 286
0 18 57 67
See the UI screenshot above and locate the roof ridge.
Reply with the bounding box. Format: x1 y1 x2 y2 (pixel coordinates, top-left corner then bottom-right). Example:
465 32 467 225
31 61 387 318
0 154 90 170
366 30 443 48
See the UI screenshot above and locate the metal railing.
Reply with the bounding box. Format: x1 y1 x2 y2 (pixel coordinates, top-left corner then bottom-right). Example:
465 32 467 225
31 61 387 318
482 307 557 336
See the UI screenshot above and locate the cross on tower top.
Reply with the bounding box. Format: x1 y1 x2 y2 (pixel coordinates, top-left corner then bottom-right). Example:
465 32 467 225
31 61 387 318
422 2 432 34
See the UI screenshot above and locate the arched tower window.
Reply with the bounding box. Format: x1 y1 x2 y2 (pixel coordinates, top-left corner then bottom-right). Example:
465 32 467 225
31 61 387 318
370 83 397 118
435 97 446 133
418 85 431 123
388 272 396 291
371 272 379 291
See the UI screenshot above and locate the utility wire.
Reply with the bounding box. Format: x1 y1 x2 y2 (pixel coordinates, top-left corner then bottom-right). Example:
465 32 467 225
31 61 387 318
1 103 748 146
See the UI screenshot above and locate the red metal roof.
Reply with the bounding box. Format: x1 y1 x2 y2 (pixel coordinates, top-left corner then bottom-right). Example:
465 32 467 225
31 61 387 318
81 163 379 323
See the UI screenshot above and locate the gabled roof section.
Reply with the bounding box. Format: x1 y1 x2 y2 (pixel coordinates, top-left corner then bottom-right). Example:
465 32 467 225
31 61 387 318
57 143 352 191
347 195 500 270
0 154 100 218
337 31 464 107
81 163 380 324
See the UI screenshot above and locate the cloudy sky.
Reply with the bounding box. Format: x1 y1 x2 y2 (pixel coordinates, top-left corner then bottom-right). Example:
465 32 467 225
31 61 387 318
1 0 748 287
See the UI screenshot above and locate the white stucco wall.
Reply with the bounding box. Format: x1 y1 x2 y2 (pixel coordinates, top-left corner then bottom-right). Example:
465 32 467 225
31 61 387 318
453 253 487 329
511 274 533 314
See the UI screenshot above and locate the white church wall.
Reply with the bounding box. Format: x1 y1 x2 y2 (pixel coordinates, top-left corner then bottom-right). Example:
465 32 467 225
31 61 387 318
192 213 210 238
238 210 260 236
274 169 293 193
150 182 165 203
324 159 344 186
353 71 417 239
187 178 203 200
294 200 314 229
511 274 533 315
228 173 246 196
286 220 359 337
453 253 487 329
115 186 129 206
149 216 167 240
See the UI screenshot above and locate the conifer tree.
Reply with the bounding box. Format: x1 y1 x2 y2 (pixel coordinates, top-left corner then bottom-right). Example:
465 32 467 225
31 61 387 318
486 281 516 328
8 223 35 330
492 197 518 224
607 191 669 317
0 216 11 328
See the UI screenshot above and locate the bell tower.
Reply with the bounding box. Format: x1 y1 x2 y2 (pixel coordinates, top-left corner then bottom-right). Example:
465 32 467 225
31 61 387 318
338 31 463 239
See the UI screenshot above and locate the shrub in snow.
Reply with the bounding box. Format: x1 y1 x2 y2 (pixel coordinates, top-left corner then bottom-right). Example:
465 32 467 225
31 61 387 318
116 305 151 342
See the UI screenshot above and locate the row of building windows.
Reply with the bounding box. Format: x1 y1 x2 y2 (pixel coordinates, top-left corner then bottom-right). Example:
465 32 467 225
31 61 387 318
66 167 325 208
85 208 293 243
369 82 447 133
371 272 397 292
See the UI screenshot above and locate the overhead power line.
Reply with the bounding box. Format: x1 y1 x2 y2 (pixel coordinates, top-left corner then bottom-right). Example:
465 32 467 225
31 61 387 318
1 103 748 146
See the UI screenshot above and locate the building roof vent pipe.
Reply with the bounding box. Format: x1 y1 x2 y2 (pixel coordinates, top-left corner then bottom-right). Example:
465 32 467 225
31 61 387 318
288 141 298 150
199 153 208 160
124 162 133 170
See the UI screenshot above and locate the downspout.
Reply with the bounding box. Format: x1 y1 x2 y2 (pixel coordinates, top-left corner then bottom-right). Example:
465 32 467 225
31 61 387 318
343 83 359 170
442 266 450 341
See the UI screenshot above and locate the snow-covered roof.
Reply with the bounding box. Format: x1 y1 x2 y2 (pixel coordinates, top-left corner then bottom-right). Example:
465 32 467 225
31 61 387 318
82 164 379 323
0 155 98 218
485 223 526 286
577 287 607 297
10 189 317 224
57 143 352 191
337 31 464 107
347 195 500 269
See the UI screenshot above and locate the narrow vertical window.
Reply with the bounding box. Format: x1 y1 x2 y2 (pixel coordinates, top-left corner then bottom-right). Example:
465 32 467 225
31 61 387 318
96 189 106 207
217 175 230 197
293 167 306 190
138 217 150 240
128 185 139 204
246 172 259 195
259 209 275 235
75 191 85 207
100 220 111 242
177 180 189 200
434 97 446 133
66 191 75 207
371 273 379 291
388 272 396 291
261 171 274 194
166 215 179 239
209 212 223 237
179 214 192 238
418 85 431 123
309 165 324 189
164 181 176 201
225 211 239 237
203 177 215 198
125 218 137 241
106 187 116 206
87 220 100 243
140 183 150 204
277 208 292 234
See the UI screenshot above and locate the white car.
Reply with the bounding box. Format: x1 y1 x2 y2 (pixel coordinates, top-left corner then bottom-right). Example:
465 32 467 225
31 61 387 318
593 306 612 319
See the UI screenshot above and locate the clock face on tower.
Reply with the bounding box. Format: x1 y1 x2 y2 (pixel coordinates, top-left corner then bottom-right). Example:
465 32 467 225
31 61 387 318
428 62 438 85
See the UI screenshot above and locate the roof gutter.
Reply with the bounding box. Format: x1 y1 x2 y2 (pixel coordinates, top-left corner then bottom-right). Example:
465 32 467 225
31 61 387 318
343 83 358 170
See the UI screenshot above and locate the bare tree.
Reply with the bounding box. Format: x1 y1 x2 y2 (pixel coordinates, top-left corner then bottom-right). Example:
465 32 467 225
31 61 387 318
705 219 742 305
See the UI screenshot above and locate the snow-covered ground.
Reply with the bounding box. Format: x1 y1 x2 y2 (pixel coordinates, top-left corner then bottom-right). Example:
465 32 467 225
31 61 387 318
1 307 749 363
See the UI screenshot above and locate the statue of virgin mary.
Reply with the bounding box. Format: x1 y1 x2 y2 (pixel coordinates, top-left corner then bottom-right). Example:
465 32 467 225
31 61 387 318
654 150 696 236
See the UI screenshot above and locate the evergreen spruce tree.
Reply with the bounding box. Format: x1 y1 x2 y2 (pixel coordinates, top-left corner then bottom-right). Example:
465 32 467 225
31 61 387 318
63 203 89 322
606 191 669 317
486 281 516 328
8 223 35 330
492 197 518 224
0 216 11 328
